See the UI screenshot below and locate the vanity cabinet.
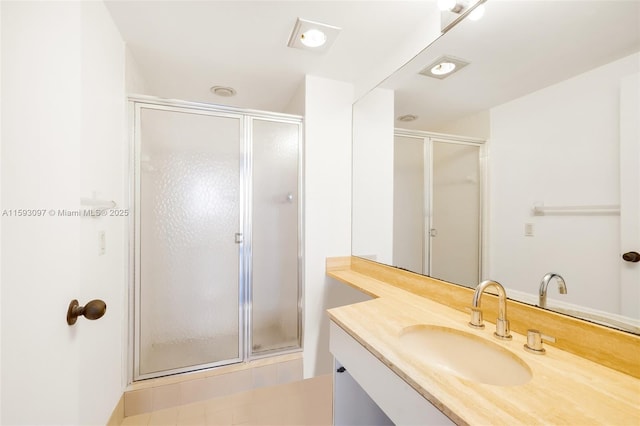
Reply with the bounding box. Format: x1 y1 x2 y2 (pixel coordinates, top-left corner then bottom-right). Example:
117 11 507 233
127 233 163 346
330 321 454 426
333 360 393 425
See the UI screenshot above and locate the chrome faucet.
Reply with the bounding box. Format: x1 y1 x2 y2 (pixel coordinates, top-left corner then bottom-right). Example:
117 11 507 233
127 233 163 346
469 280 512 340
539 273 567 308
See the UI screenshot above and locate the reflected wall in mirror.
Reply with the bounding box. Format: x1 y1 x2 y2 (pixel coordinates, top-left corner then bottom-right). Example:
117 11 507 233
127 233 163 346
352 0 640 334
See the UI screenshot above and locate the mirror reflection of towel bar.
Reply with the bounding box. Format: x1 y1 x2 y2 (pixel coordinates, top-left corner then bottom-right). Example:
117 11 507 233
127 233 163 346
532 204 620 216
80 197 116 209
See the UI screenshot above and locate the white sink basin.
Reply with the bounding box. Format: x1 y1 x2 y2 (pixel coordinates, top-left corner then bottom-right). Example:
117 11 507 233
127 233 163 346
399 324 532 386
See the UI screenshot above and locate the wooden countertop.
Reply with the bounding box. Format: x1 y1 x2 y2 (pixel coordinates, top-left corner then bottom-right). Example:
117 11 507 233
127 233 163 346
327 258 640 425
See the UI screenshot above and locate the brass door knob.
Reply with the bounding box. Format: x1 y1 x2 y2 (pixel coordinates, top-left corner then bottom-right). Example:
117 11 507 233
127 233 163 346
622 251 640 263
67 299 107 325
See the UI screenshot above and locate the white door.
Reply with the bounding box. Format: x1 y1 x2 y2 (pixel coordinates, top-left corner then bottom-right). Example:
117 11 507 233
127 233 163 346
620 73 640 318
2 2 126 424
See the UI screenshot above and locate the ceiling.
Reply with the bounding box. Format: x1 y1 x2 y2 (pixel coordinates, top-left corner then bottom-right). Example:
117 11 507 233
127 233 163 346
104 0 440 112
383 1 640 132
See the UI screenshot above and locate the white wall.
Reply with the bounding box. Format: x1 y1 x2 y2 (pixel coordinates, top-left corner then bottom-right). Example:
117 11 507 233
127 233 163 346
125 46 149 95
354 9 441 101
283 79 305 116
352 88 395 263
0 1 4 419
1 2 126 424
489 53 639 314
303 75 369 378
433 110 491 140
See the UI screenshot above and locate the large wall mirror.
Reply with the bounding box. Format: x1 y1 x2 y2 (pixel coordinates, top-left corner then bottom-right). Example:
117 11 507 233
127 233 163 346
352 0 640 334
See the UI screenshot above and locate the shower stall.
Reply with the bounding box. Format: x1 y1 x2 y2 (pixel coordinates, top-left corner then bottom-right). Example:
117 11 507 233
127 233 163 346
130 97 303 381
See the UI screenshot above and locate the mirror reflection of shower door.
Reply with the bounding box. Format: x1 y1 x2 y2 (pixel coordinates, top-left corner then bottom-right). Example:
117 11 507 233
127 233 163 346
136 106 243 378
430 140 481 286
393 136 427 274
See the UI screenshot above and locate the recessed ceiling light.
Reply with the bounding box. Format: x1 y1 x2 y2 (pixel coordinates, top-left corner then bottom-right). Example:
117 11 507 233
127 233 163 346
420 56 470 80
300 29 327 48
287 18 341 53
210 86 236 97
397 114 418 122
430 62 456 76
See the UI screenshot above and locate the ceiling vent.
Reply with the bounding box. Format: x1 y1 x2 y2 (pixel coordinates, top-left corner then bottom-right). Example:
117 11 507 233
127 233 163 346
210 86 237 97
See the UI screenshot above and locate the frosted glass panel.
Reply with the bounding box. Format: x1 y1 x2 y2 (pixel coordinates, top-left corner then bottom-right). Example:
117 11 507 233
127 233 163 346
431 142 480 286
393 136 426 274
251 119 300 354
139 108 241 375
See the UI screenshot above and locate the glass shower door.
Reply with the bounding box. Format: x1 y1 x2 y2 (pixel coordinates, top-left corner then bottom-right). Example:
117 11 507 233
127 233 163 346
430 140 481 287
250 118 301 354
136 106 243 378
393 135 427 274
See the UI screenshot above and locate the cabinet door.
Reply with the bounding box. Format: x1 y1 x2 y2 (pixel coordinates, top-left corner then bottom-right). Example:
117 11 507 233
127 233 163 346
334 360 393 426
330 321 455 425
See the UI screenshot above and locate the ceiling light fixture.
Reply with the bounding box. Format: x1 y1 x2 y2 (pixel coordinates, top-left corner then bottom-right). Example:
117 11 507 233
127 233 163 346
287 18 341 53
300 29 327 48
420 56 470 80
210 86 236 97
430 62 456 76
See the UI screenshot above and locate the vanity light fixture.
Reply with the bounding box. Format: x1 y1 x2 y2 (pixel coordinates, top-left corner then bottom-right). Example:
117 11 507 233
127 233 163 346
287 18 341 53
438 0 458 11
468 4 486 21
420 55 469 80
440 0 486 32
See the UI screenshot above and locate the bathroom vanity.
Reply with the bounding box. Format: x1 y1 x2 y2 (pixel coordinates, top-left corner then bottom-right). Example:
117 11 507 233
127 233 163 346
327 257 640 425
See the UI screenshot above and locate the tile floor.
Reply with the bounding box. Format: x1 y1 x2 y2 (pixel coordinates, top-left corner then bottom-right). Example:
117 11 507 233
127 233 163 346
121 375 333 426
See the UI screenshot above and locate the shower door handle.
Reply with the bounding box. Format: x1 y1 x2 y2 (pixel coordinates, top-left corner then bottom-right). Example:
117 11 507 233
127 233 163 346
235 233 243 244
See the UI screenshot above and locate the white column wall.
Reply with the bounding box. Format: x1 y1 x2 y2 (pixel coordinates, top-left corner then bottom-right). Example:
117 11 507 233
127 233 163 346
352 88 395 263
303 75 369 378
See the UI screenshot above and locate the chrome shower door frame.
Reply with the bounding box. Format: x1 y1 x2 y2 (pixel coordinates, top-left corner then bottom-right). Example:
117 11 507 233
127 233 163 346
128 96 303 383
245 115 305 361
394 129 486 283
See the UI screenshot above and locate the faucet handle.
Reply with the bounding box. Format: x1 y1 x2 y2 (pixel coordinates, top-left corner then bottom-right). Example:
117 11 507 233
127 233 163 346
495 318 512 340
468 307 484 329
524 329 555 354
